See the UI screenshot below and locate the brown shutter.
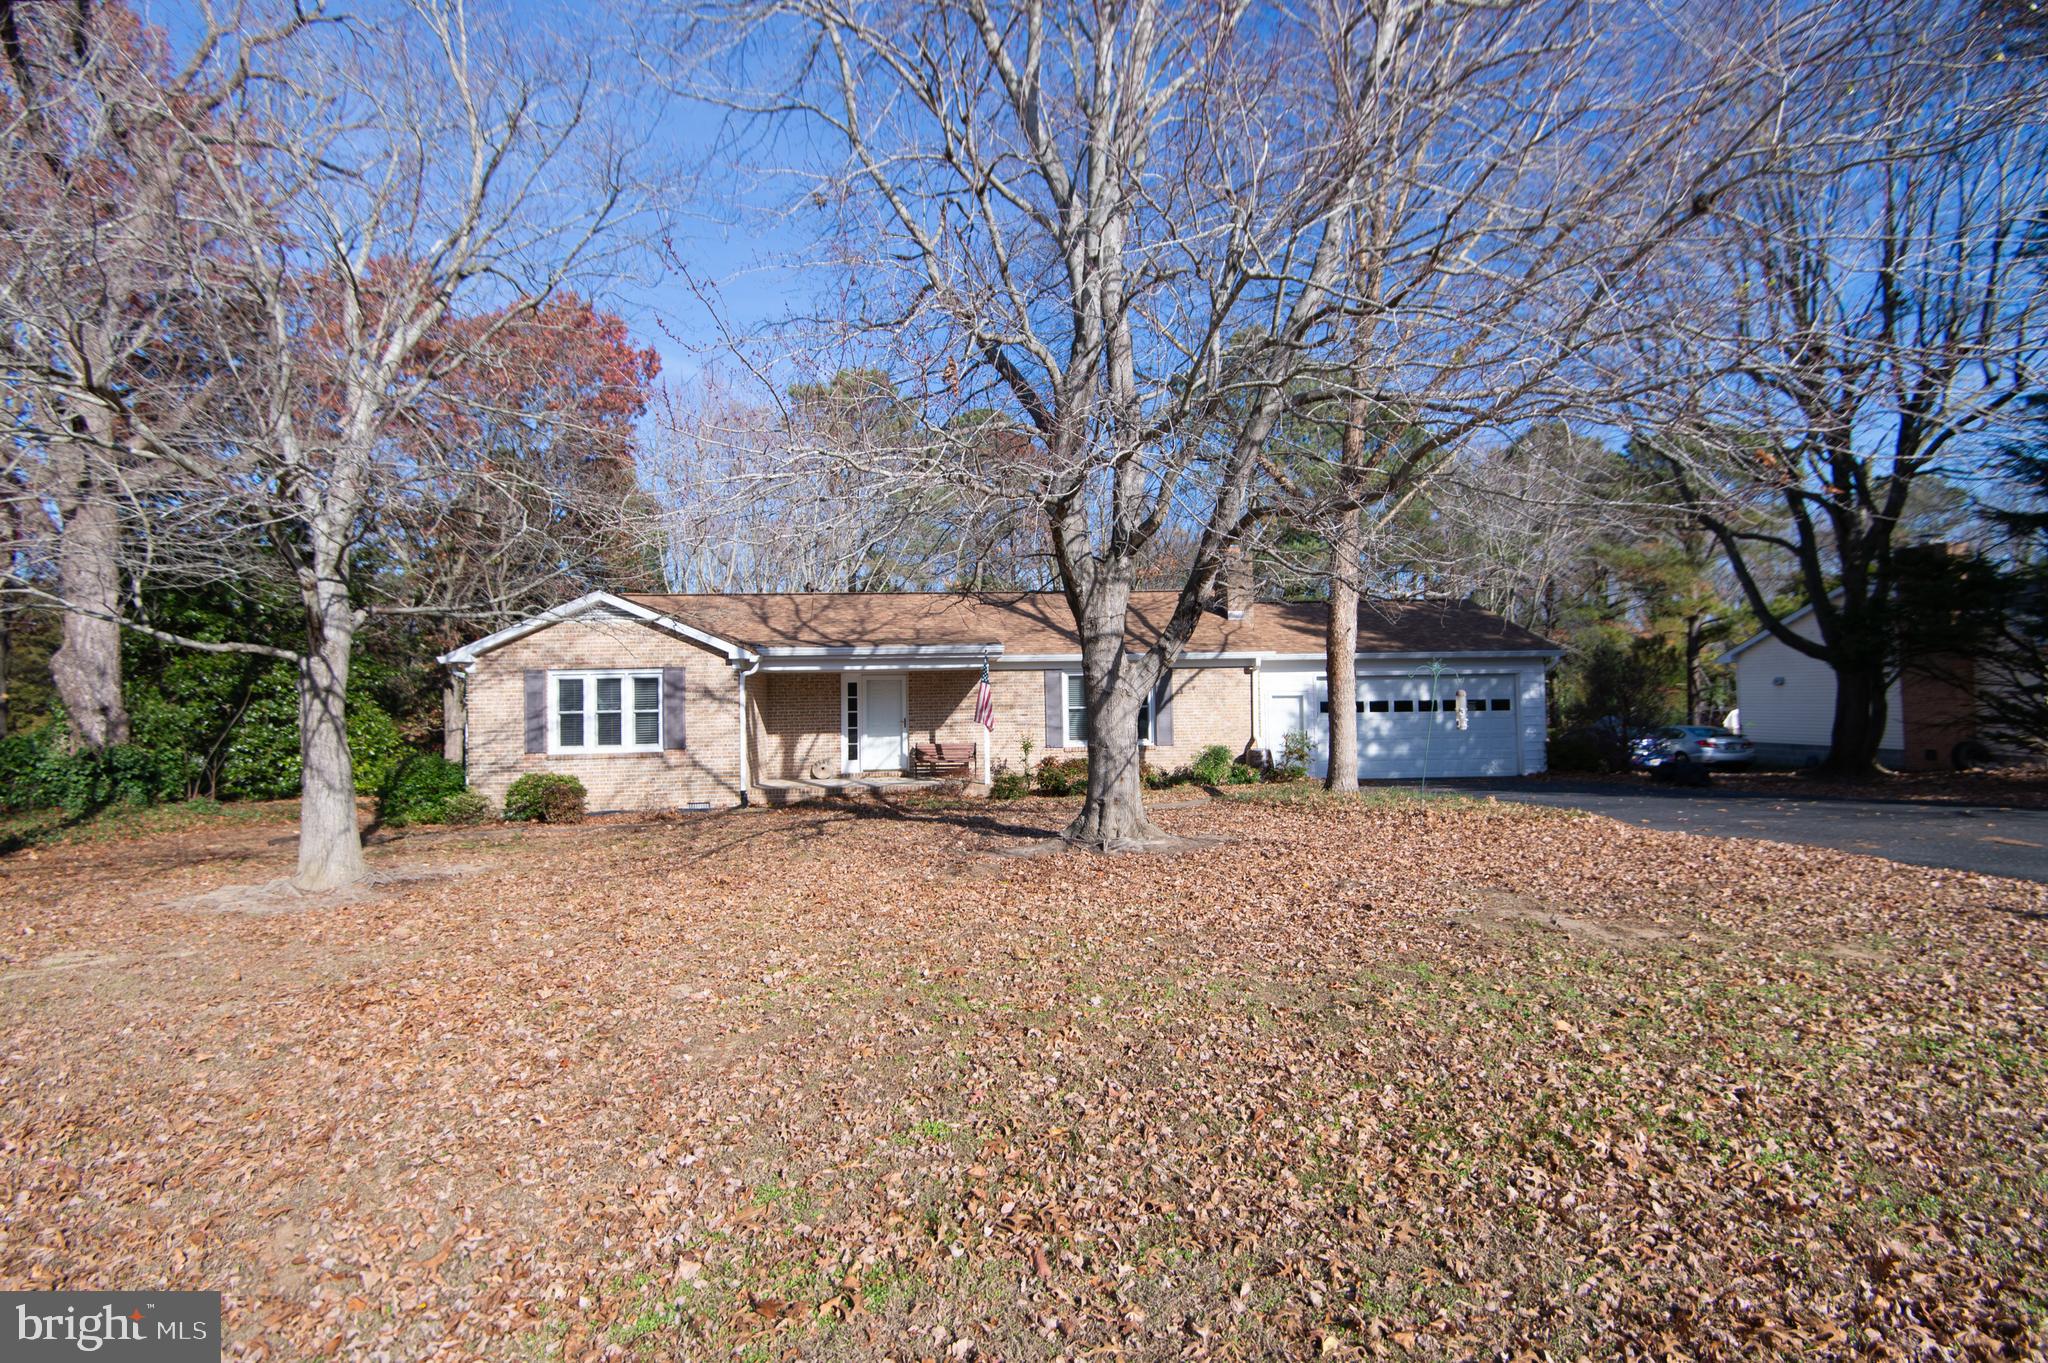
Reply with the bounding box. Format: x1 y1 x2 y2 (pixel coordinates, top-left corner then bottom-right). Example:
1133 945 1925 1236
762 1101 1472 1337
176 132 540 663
661 667 688 749
1152 670 1174 748
523 670 547 753
1044 670 1064 749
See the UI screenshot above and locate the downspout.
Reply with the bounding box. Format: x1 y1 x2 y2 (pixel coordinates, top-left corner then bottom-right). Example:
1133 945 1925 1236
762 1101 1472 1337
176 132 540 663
734 652 761 806
1249 655 1264 757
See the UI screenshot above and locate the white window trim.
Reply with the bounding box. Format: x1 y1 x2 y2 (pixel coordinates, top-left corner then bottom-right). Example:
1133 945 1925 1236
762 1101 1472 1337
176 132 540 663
550 669 663 754
1062 672 1153 748
842 675 861 772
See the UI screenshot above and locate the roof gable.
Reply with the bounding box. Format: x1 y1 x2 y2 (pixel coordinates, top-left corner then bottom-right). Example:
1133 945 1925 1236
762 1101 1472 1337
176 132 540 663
438 592 749 666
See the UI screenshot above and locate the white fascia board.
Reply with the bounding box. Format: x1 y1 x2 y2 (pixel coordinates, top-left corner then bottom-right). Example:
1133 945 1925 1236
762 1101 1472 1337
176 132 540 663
993 651 1260 666
1719 602 1818 664
758 643 1003 659
1253 648 1563 665
437 592 752 666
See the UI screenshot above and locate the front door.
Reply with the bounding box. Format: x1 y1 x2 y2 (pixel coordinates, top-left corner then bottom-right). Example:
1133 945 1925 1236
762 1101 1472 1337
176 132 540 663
859 675 908 774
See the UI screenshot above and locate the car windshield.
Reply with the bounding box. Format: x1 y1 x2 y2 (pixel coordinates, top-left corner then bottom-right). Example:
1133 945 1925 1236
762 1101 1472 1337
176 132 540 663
1683 727 1734 738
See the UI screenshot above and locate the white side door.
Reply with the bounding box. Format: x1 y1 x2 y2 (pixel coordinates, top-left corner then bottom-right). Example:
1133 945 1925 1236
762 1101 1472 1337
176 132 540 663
1265 689 1324 775
858 676 908 774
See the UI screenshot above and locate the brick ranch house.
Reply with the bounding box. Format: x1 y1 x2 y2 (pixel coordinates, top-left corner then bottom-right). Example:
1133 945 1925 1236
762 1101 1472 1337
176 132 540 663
439 589 1561 812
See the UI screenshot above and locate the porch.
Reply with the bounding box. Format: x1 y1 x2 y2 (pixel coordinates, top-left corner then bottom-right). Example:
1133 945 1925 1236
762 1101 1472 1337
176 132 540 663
743 656 996 797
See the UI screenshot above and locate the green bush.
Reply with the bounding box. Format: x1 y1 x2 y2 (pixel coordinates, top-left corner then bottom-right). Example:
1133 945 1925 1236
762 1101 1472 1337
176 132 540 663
0 727 191 815
1225 760 1260 785
1190 744 1235 785
1034 755 1089 796
1272 729 1315 782
1547 728 1622 774
504 772 587 824
377 752 469 826
988 762 1029 800
439 790 494 825
216 668 408 801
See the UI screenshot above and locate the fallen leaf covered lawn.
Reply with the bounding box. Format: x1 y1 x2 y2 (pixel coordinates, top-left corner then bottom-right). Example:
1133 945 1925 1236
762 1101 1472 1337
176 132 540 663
2 794 2045 1361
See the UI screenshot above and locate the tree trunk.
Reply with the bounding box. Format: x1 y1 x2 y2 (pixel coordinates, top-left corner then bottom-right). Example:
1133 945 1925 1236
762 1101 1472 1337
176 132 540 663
0 603 10 737
1819 661 1889 779
49 493 130 750
294 568 366 891
1324 502 1362 793
1684 615 1706 723
1064 595 1166 851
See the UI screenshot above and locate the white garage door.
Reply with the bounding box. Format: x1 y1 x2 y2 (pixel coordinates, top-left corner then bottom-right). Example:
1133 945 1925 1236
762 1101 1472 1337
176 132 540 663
1357 675 1520 779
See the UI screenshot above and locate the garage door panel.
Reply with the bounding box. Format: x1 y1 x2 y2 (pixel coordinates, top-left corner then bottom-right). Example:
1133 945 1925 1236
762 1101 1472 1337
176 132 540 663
1358 675 1519 778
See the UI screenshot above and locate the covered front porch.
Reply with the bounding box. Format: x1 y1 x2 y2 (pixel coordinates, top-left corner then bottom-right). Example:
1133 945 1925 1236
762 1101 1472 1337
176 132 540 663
742 647 997 798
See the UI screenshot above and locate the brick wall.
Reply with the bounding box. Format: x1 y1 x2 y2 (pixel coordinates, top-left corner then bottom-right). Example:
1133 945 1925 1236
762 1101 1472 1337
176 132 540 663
985 663 1255 778
909 671 979 749
1901 656 1979 771
753 672 843 780
464 615 743 812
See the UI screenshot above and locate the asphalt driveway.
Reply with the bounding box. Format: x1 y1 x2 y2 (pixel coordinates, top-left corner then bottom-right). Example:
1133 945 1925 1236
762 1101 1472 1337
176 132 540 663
1444 777 2048 883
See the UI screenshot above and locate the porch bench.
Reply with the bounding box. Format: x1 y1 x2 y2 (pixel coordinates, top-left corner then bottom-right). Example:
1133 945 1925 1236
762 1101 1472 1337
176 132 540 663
910 742 976 777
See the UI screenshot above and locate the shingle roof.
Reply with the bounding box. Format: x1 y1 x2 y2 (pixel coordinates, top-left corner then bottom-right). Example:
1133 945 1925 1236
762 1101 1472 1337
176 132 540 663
621 592 1557 657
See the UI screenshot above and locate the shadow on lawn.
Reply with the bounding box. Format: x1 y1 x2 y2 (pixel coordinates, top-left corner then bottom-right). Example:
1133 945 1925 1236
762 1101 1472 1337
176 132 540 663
776 791 1069 845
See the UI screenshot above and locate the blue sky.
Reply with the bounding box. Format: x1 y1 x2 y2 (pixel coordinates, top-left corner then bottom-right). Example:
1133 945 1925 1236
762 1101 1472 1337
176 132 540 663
144 0 819 395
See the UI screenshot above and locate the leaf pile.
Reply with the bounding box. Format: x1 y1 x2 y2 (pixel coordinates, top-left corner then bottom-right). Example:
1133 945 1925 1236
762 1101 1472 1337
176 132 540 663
1 794 2044 1361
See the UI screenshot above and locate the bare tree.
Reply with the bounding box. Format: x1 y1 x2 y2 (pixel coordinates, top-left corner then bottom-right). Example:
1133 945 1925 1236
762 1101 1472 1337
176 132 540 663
680 0 1368 847
30 1 651 888
0 0 317 749
1639 1 2048 776
1260 0 1857 791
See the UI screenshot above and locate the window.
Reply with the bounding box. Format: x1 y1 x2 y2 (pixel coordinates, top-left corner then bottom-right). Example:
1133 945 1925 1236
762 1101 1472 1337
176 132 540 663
1393 699 1414 713
1367 700 1390 714
1063 673 1152 746
1490 697 1511 712
553 671 661 752
845 682 860 764
1417 698 1436 712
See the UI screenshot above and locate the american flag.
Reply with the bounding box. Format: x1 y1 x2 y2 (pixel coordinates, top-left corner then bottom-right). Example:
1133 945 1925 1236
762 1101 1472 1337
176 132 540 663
975 657 995 730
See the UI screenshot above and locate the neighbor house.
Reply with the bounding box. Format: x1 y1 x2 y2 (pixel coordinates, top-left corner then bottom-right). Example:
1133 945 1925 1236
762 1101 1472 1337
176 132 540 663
439 584 1561 812
1724 603 1982 770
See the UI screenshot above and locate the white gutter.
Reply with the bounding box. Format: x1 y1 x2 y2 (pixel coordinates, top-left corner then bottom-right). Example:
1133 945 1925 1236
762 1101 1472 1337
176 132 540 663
759 642 1003 659
995 648 1559 667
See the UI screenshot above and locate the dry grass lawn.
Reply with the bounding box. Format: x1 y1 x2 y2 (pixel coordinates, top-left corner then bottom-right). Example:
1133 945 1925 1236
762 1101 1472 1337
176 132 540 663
1 791 2045 1361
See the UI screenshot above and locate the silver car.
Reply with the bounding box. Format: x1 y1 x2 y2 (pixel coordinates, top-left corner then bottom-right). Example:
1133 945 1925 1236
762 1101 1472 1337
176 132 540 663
1637 725 1755 769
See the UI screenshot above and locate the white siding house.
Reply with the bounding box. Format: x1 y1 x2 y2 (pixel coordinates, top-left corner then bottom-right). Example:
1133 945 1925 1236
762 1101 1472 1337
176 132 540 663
1726 607 1904 766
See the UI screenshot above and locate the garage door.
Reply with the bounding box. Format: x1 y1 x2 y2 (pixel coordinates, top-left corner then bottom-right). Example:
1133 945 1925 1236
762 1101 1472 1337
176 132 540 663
1358 675 1520 779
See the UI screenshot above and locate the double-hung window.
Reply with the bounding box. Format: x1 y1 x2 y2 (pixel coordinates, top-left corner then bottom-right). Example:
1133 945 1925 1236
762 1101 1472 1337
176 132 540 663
553 671 662 752
1064 673 1153 746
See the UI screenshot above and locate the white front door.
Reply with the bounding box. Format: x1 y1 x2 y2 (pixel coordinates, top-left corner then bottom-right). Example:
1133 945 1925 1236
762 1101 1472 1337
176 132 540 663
858 675 908 774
